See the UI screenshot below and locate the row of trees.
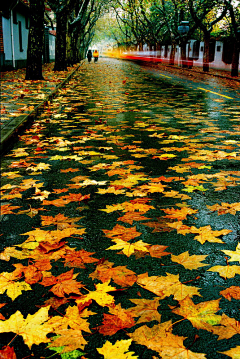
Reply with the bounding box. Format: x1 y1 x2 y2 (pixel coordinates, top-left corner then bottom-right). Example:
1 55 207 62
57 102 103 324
101 0 240 76
26 0 110 80
25 0 240 79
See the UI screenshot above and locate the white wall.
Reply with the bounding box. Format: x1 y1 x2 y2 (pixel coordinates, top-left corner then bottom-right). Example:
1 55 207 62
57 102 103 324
2 17 12 61
14 12 28 60
2 11 29 64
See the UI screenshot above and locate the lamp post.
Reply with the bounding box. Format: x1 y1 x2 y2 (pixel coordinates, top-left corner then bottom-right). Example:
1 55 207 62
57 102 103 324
178 21 189 68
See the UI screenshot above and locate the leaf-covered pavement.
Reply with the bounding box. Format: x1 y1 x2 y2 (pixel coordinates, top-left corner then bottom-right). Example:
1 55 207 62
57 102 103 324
1 63 79 127
1 58 240 359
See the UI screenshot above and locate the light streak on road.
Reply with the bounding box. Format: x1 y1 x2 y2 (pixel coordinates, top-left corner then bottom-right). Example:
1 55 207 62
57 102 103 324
197 87 234 100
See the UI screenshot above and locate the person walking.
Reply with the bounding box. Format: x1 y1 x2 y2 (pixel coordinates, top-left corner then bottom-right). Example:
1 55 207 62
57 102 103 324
87 50 92 63
93 50 99 63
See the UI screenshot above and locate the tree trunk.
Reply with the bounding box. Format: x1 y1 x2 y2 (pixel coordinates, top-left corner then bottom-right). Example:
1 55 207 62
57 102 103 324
54 10 67 71
66 21 72 66
139 42 143 51
25 0 44 80
203 31 210 72
181 41 187 68
231 40 239 77
169 43 176 65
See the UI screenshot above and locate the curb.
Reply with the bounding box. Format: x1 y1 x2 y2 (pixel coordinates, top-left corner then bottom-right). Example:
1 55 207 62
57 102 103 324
0 61 83 155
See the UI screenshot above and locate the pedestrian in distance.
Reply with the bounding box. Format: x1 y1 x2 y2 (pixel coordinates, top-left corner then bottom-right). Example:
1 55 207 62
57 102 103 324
87 50 92 63
93 50 99 63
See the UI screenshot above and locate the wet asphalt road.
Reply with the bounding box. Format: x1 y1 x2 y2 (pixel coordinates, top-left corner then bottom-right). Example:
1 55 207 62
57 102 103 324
1 58 240 359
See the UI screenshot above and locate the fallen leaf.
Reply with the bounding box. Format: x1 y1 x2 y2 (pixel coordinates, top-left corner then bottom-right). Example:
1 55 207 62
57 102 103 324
98 304 135 335
89 261 137 287
0 306 52 348
126 297 161 324
171 251 209 270
137 273 200 300
97 339 138 359
172 296 221 331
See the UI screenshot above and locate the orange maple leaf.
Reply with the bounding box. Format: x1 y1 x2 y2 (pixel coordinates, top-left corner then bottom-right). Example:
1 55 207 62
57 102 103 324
0 346 17 359
161 207 198 220
97 304 135 335
1 204 21 215
89 260 137 287
117 212 150 225
220 286 240 301
41 269 83 297
63 249 98 268
103 224 142 241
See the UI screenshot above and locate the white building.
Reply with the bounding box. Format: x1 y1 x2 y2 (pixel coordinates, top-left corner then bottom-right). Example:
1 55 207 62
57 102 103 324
0 0 55 70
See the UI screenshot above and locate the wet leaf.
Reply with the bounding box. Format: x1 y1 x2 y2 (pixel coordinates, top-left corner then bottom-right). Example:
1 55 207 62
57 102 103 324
97 339 138 359
137 273 200 300
0 306 52 348
97 304 135 335
171 252 209 270
172 296 221 331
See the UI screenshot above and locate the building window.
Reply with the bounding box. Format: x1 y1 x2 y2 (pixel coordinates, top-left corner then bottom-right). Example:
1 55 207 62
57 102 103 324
12 10 17 24
217 46 221 52
25 16 29 29
18 21 23 52
200 46 204 52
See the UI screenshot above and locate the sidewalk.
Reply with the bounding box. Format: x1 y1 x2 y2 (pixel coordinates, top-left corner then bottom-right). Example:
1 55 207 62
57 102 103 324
0 62 82 154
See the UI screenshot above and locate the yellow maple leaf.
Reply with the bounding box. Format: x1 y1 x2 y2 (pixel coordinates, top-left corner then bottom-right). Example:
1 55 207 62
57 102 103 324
222 243 240 263
172 296 222 331
100 201 154 214
107 239 149 257
190 225 232 244
49 329 87 353
219 346 240 358
97 187 126 195
207 265 240 279
48 305 92 333
76 281 116 307
0 271 31 300
171 251 209 270
212 314 240 340
137 272 200 300
126 297 161 324
167 221 191 235
97 339 138 359
2 171 22 178
129 321 206 358
0 247 31 261
0 306 52 348
27 163 51 172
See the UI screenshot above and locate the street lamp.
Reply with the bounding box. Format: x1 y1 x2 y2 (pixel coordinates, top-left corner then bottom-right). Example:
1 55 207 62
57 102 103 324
178 21 189 37
178 21 190 68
